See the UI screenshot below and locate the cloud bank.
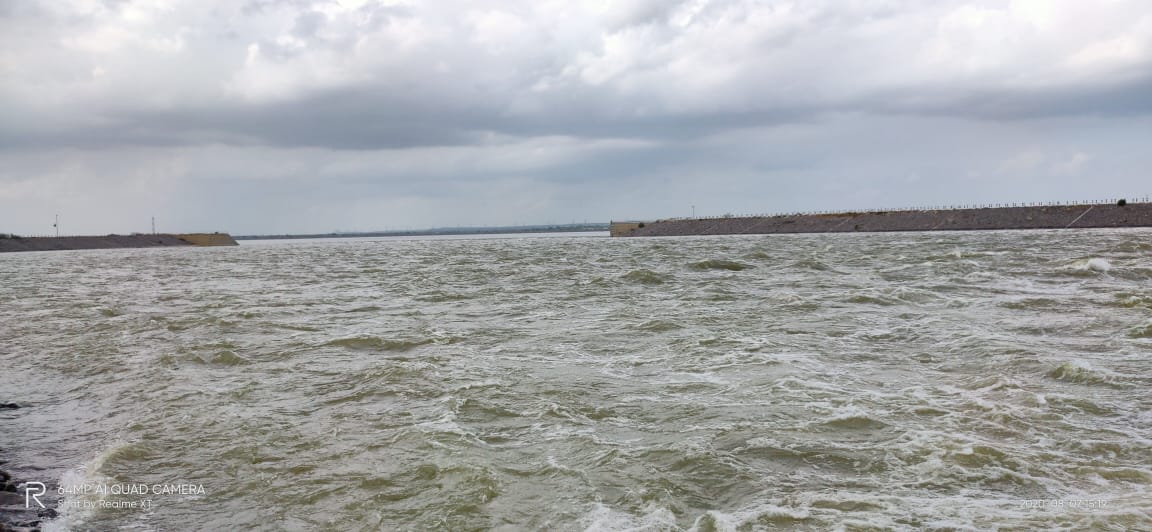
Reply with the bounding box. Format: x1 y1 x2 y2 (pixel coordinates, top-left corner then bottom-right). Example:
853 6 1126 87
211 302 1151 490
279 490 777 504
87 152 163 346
2 0 1150 234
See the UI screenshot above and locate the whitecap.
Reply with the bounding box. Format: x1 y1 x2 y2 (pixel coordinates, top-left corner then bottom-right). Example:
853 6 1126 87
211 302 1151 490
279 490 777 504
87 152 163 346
1087 258 1112 272
581 502 678 532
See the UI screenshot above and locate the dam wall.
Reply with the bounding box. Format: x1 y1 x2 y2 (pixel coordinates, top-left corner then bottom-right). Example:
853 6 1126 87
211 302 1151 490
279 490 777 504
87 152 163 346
174 233 240 247
0 233 238 252
612 201 1152 237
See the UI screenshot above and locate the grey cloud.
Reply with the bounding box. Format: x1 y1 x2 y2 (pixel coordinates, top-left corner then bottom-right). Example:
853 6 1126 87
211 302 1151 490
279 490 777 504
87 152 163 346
859 76 1152 122
3 0 1152 235
290 10 326 38
5 0 1151 152
241 0 317 16
6 74 1146 153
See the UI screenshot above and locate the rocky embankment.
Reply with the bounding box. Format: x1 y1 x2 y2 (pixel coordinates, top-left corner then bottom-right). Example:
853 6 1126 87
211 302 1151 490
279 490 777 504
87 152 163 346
1 403 56 532
613 202 1152 237
0 233 238 252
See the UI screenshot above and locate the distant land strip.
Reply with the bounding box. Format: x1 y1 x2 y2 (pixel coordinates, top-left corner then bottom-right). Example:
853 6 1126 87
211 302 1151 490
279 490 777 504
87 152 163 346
611 199 1152 237
0 233 238 253
235 223 610 240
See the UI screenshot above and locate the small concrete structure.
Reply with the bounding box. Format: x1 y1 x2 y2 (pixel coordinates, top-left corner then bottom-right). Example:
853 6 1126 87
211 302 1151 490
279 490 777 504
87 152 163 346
174 233 240 247
609 222 645 237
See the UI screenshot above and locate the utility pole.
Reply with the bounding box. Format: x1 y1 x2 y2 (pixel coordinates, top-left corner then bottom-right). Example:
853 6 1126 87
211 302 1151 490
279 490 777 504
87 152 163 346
152 217 156 235
54 214 59 237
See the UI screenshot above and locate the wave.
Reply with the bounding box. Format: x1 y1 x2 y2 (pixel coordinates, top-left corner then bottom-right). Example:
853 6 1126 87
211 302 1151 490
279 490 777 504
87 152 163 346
621 269 670 285
47 439 152 531
1087 258 1112 272
999 298 1063 310
1046 360 1128 387
789 257 834 271
413 291 476 302
1127 322 1152 338
812 406 890 430
689 259 753 271
268 322 321 332
158 346 252 366
844 293 899 306
324 336 435 351
637 319 684 332
1061 257 1114 275
583 500 818 531
1109 293 1152 308
198 349 251 366
581 503 678 532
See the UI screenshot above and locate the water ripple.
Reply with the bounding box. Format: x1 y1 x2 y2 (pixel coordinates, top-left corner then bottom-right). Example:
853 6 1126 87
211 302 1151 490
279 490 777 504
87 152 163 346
1 230 1151 530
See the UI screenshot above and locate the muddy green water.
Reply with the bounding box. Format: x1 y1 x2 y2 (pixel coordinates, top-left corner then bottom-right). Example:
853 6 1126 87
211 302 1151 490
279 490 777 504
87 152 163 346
1 230 1150 530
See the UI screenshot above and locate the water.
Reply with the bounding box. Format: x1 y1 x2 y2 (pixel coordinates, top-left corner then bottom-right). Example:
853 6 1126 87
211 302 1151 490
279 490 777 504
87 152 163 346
2 230 1151 530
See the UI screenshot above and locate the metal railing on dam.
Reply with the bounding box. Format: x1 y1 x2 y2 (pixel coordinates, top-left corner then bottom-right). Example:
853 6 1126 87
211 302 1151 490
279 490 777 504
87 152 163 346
611 197 1152 237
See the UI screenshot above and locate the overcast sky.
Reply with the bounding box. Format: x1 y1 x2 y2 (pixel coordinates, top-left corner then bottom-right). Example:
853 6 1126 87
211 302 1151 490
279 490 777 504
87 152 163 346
2 0 1150 235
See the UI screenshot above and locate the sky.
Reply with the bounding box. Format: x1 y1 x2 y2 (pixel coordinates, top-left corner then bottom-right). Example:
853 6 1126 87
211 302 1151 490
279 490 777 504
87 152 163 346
1 0 1150 235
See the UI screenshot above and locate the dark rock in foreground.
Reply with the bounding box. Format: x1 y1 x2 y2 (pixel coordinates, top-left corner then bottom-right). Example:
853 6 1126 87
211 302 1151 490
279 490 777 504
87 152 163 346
1 464 47 531
1 410 57 532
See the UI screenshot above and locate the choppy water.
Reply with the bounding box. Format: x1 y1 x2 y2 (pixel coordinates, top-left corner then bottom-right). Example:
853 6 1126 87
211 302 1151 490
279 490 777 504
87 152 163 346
2 230 1151 530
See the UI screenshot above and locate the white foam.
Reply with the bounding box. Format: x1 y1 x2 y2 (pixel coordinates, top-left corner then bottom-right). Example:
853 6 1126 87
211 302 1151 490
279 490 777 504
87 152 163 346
581 502 678 532
414 399 472 437
1065 257 1113 273
1086 258 1111 272
743 436 777 449
807 404 881 428
44 440 134 531
450 378 504 392
687 504 813 532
